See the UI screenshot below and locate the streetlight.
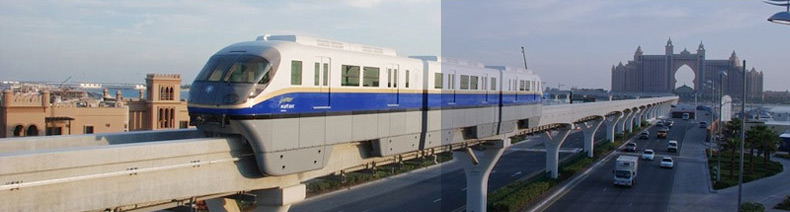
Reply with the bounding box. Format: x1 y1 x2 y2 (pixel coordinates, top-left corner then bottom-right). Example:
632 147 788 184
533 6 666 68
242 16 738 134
738 60 747 211
717 71 727 183
765 0 790 25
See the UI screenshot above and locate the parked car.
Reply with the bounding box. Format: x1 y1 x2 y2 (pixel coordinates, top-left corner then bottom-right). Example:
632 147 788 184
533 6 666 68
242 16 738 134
667 140 678 152
699 121 707 128
639 131 649 140
625 142 638 152
642 149 655 160
660 157 674 168
665 120 674 128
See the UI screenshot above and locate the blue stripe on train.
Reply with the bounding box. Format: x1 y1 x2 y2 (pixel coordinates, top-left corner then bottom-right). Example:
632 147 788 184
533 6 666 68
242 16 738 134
188 92 542 115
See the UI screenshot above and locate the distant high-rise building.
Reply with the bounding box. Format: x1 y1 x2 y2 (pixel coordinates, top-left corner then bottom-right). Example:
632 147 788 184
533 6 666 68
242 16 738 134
611 39 764 101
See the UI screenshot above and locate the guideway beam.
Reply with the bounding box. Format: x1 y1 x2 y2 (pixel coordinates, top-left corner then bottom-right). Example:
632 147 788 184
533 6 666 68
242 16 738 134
453 139 509 212
541 125 572 179
578 117 603 158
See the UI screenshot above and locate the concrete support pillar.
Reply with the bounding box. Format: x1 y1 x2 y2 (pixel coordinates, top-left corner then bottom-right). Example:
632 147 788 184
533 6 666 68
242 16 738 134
605 114 623 143
634 109 643 129
541 125 572 179
579 118 604 158
453 139 508 212
619 110 633 134
252 184 306 212
205 198 241 212
625 110 636 133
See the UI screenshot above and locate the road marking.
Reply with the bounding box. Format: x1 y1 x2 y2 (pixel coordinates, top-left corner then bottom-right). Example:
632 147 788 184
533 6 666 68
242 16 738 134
461 187 467 191
451 206 465 212
629 202 633 207
492 169 497 173
433 198 442 203
511 171 522 177
602 187 607 192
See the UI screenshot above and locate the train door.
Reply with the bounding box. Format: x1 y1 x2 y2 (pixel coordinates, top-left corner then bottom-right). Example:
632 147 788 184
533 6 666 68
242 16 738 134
484 73 489 103
447 70 456 104
387 64 400 106
314 56 331 109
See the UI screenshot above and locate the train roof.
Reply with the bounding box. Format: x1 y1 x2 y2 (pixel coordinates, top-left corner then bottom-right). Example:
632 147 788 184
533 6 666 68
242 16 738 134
256 35 398 57
485 65 534 74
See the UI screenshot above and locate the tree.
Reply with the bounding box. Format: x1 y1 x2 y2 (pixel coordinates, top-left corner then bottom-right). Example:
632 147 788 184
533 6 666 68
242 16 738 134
752 126 780 165
746 125 764 174
721 137 740 179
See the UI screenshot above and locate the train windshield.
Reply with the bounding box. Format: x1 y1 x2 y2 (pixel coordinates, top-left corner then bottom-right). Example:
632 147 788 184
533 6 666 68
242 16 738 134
195 55 273 84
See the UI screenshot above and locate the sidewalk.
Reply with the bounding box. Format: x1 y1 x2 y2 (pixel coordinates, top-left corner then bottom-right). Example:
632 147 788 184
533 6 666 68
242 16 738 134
671 156 790 212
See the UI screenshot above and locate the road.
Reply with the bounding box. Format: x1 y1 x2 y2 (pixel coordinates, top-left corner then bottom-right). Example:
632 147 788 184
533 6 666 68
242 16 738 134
291 127 607 212
543 116 701 212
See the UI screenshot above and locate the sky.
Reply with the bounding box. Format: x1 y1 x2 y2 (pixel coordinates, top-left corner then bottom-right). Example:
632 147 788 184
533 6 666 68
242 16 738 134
0 0 788 91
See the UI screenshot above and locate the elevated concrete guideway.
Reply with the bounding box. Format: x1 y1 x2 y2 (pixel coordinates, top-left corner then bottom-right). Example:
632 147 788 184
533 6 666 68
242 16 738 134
0 96 677 212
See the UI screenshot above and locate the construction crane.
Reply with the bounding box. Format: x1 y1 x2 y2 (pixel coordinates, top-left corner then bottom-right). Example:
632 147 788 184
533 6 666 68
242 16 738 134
59 76 72 88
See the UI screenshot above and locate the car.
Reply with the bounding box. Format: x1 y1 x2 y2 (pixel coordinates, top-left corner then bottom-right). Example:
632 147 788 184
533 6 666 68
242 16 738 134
625 142 638 152
682 113 690 120
660 157 674 168
699 121 707 128
667 140 678 152
642 149 655 160
639 131 649 140
657 128 668 139
665 120 674 128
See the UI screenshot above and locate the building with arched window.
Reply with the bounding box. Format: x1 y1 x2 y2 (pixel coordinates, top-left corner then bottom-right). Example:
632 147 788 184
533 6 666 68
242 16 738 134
126 74 190 131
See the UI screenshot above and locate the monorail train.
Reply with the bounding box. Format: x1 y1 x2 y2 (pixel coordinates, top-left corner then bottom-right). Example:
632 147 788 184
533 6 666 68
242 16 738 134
188 35 543 176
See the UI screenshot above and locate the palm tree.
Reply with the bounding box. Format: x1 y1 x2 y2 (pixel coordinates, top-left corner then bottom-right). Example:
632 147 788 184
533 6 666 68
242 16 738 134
746 125 766 174
722 137 740 179
754 126 780 165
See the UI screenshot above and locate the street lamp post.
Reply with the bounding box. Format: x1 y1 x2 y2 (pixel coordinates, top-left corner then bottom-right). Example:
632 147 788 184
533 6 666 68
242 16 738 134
765 0 790 25
738 60 747 211
717 71 727 182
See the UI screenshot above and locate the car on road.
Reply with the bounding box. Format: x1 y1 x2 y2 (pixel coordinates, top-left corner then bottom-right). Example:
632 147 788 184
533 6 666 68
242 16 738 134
660 157 674 168
657 128 668 139
625 142 638 152
639 131 649 140
667 140 678 152
665 120 674 128
641 149 655 160
699 121 707 128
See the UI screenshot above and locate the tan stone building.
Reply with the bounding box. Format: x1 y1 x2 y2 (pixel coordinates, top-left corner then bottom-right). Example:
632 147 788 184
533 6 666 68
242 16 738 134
0 90 129 137
0 73 191 138
127 74 190 131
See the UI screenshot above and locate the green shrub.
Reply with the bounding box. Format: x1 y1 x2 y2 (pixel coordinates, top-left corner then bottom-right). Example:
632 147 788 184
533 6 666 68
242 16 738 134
776 153 790 159
741 202 765 212
774 196 790 210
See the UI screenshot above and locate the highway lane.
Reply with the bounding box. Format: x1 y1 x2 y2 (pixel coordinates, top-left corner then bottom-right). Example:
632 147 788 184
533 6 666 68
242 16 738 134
292 127 607 212
544 117 696 212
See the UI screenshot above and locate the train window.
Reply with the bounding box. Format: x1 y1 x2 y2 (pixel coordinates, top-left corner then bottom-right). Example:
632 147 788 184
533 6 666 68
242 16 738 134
434 73 442 89
491 78 496 91
519 80 526 91
393 69 398 88
460 75 469 90
481 77 486 90
387 69 392 87
405 70 410 88
314 63 320 86
341 65 360 86
526 81 531 91
470 76 478 90
291 61 302 85
363 67 380 87
229 56 271 84
323 63 329 86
